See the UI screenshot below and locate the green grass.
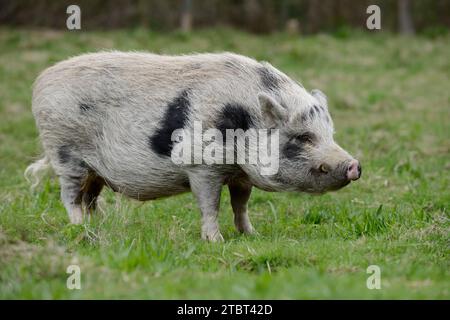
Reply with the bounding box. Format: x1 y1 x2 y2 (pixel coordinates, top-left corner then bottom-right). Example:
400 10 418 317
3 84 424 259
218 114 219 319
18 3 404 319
0 27 449 299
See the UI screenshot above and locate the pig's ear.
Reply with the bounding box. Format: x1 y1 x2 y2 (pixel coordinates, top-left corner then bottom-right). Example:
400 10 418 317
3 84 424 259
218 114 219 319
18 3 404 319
311 89 328 108
258 92 288 126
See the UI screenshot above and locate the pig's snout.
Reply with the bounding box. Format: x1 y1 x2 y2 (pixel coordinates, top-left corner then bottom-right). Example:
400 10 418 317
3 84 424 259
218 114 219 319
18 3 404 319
346 159 361 181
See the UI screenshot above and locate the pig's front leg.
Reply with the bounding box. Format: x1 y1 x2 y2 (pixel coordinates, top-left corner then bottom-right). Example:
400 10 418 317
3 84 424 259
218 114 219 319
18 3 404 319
228 183 255 234
188 171 224 242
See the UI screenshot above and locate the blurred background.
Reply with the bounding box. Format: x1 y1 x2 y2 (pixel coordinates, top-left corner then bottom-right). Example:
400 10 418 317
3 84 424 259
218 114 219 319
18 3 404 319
1 0 449 35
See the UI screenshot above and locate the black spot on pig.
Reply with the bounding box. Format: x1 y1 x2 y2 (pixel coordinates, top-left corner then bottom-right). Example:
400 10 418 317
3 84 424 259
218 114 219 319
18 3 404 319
65 174 83 182
313 105 320 115
301 112 308 123
79 103 93 112
58 145 71 164
149 90 191 157
182 178 190 189
283 133 315 159
58 145 89 171
283 141 303 159
78 160 88 169
216 103 254 136
224 60 237 69
258 66 279 91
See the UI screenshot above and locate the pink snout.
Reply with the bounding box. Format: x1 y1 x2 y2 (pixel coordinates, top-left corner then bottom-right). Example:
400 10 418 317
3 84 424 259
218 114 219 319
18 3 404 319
347 159 361 181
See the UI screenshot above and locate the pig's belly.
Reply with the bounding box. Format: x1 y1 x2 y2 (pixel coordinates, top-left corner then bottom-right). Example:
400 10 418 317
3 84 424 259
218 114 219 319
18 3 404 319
90 158 191 201
106 173 191 201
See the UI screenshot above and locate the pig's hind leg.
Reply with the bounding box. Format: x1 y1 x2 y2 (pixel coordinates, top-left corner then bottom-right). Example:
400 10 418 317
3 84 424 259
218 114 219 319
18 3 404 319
81 175 105 215
59 175 84 224
228 183 255 235
52 146 92 224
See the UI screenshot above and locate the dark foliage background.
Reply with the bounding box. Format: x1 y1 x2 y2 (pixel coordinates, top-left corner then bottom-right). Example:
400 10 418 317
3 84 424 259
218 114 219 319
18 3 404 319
0 0 449 34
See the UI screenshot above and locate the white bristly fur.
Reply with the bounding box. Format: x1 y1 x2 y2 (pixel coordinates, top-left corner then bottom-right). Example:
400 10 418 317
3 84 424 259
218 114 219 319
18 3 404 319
24 156 52 189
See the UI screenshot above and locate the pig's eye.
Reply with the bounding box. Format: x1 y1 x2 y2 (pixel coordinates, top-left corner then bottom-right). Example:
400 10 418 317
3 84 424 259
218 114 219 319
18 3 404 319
319 164 330 174
293 132 314 144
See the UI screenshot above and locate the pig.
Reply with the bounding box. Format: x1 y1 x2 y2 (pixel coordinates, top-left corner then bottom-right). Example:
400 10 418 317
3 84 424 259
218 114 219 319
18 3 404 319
25 52 361 242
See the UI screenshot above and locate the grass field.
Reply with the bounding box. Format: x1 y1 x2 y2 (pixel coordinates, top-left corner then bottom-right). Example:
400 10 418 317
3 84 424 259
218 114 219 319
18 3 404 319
0 27 449 299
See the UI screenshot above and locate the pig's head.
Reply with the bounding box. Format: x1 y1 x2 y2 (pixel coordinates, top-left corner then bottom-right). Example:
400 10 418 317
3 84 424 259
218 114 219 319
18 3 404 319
255 87 361 194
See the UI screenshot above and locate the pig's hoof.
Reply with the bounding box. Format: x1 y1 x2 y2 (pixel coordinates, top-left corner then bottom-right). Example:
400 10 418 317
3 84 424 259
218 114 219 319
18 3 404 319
245 226 258 235
236 223 256 235
70 216 83 225
69 209 83 224
202 230 224 242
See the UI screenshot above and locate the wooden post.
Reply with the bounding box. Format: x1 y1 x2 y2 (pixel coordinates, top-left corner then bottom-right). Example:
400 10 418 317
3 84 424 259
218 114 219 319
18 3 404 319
181 0 192 32
398 0 415 34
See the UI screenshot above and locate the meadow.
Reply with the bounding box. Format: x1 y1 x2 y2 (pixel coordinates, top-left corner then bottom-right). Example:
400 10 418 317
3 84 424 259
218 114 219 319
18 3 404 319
0 27 448 299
